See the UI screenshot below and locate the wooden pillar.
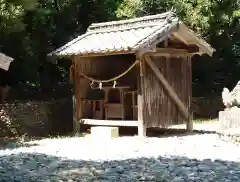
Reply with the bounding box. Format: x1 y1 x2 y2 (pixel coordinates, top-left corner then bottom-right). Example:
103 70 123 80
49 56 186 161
187 113 193 132
72 95 80 134
186 55 193 132
72 58 81 134
137 59 146 137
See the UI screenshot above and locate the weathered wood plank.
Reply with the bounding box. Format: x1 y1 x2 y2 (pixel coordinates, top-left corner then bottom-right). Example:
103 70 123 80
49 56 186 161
73 59 81 133
144 54 190 121
137 60 146 137
152 48 189 57
186 56 193 131
142 56 189 127
172 32 190 45
80 119 138 126
156 48 188 54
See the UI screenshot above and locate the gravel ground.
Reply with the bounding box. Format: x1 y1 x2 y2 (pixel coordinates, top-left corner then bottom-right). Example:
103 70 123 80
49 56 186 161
0 132 240 182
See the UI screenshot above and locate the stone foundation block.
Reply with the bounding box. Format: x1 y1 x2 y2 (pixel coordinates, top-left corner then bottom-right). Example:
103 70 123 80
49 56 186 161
218 108 240 135
91 126 119 139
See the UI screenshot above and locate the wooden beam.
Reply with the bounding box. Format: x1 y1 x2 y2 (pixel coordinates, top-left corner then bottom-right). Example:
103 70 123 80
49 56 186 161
72 95 77 133
175 23 215 56
172 32 190 45
158 38 201 52
152 52 187 57
144 54 190 120
156 48 188 54
186 56 193 132
150 48 202 58
137 59 146 137
72 59 81 134
151 48 189 57
80 119 138 127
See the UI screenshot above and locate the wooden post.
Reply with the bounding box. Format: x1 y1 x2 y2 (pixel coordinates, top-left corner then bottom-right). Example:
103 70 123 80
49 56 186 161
72 58 81 134
186 56 193 132
137 59 146 137
187 113 193 132
72 95 80 134
144 54 190 122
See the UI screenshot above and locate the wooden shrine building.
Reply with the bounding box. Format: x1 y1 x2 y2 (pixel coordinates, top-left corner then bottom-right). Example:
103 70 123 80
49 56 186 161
49 11 214 136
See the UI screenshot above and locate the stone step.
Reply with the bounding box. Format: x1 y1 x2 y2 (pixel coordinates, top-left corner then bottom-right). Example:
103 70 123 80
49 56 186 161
91 126 119 139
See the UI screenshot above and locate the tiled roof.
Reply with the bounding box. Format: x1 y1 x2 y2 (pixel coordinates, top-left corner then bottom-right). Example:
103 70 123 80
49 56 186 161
50 11 179 56
50 11 214 57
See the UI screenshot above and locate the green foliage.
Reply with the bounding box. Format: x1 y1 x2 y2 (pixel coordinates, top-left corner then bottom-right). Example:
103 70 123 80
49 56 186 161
117 0 240 95
6 0 37 10
0 0 122 94
0 0 239 97
0 0 24 34
116 0 142 19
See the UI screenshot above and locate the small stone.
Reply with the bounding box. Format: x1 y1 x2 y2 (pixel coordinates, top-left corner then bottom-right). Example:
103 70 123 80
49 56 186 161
116 166 124 173
159 163 169 168
94 169 105 175
179 159 189 166
202 159 212 163
197 165 210 172
139 176 147 181
173 177 185 182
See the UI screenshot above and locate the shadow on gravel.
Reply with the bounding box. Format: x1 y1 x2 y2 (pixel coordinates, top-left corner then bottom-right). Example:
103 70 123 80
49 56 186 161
0 138 39 150
117 127 218 138
0 128 220 151
147 128 218 138
0 152 239 182
80 124 219 138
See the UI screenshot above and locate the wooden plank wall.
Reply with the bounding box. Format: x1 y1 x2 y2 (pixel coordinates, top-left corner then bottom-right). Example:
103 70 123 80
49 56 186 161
143 55 192 128
73 54 137 119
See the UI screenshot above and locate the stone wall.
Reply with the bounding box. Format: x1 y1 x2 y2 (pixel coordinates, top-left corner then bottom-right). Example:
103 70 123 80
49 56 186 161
0 95 223 138
0 99 73 137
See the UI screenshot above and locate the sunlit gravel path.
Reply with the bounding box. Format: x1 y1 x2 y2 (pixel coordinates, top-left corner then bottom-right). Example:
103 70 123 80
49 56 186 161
0 129 240 181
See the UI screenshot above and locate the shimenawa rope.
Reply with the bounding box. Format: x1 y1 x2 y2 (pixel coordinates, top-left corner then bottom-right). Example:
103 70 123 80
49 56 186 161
79 60 139 83
70 60 140 89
